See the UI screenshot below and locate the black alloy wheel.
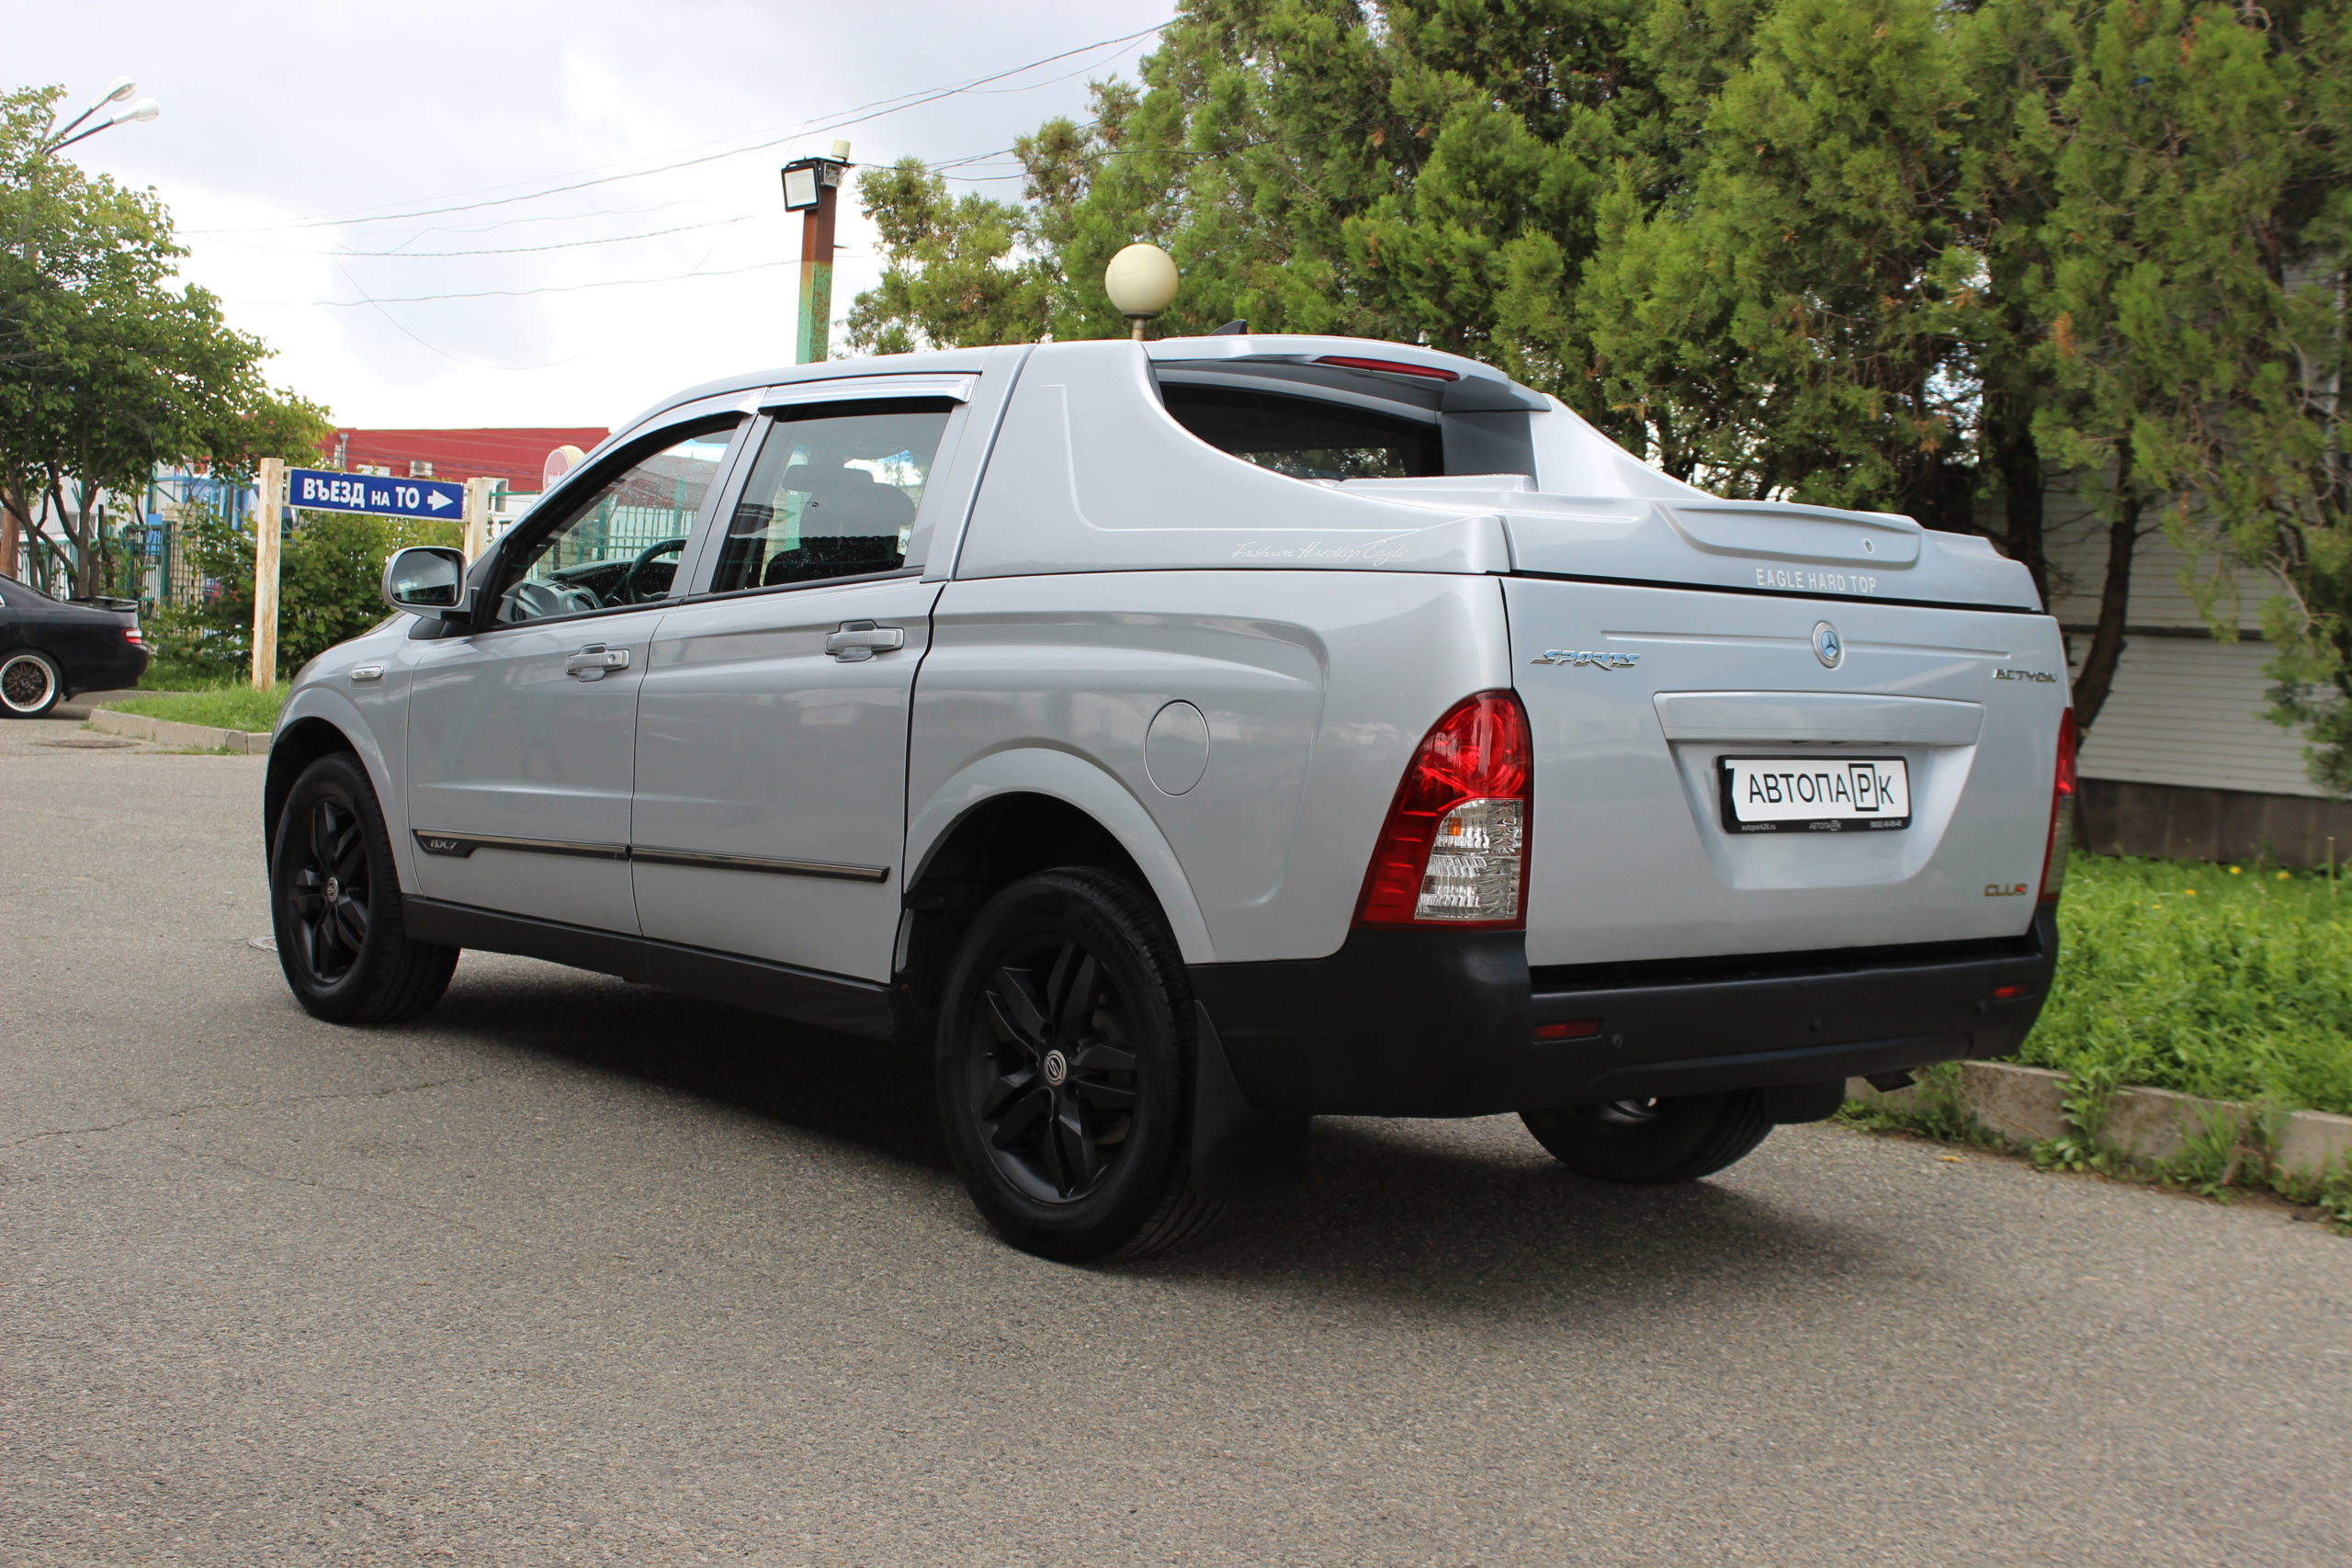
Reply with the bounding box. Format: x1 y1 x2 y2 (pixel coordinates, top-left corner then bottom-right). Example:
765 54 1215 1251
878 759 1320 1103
936 868 1222 1262
1520 1089 1772 1184
974 932 1142 1202
1 649 63 718
287 793 372 983
269 753 458 1024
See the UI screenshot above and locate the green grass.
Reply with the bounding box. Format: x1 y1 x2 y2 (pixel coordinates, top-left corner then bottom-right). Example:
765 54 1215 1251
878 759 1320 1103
2022 852 2352 1116
134 655 234 693
107 686 289 734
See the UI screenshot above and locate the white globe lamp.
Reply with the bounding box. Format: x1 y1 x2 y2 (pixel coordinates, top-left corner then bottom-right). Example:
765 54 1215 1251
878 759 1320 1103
1104 243 1180 340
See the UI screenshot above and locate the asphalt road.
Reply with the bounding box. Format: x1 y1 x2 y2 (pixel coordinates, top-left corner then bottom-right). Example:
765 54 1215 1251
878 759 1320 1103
5 711 2349 1568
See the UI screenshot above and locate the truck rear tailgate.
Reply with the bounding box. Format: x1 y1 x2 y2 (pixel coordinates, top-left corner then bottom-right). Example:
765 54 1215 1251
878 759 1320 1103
1505 577 2070 967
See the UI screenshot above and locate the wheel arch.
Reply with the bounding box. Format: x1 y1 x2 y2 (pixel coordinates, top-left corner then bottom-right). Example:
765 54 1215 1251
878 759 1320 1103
899 752 1215 1031
264 694 396 874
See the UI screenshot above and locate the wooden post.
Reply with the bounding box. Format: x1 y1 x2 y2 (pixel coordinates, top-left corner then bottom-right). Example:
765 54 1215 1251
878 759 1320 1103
250 457 283 690
460 476 494 559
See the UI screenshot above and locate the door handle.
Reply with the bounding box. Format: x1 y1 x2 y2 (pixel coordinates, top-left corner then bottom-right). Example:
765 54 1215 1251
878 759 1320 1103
826 620 906 662
565 644 631 681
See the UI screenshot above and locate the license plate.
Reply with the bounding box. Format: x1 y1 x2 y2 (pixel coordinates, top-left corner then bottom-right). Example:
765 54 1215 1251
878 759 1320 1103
1719 756 1911 832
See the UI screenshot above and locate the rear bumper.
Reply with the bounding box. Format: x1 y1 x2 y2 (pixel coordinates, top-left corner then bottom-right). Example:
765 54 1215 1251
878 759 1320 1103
1187 905 2058 1117
66 643 149 695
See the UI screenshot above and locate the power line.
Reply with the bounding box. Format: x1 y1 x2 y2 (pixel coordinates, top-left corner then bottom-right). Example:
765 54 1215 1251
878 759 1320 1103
198 23 1170 236
249 256 795 308
330 262 598 370
190 199 715 245
296 199 707 244
210 216 751 259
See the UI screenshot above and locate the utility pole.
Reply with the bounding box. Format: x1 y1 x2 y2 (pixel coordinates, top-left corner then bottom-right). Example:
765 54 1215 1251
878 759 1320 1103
251 458 283 690
781 141 851 365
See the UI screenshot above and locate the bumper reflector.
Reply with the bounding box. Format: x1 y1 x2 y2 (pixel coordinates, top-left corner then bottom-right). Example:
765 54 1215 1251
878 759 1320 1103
1534 1020 1601 1042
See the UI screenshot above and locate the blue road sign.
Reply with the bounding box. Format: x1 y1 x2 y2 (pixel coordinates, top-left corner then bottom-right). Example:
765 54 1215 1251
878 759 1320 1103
288 468 465 522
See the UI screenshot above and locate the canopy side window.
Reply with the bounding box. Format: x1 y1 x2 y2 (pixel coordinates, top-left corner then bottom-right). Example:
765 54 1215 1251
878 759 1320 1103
1157 381 1444 481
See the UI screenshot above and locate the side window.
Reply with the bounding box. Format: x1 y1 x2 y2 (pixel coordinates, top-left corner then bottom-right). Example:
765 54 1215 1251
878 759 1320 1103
495 421 741 625
1159 382 1442 479
708 400 952 593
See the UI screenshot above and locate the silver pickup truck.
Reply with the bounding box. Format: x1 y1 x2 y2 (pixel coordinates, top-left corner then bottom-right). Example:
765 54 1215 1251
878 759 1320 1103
265 333 2074 1260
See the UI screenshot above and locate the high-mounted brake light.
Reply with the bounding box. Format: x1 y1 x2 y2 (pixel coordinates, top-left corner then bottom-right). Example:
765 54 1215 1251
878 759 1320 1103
2039 708 2077 903
1315 355 1462 383
1355 691 1532 929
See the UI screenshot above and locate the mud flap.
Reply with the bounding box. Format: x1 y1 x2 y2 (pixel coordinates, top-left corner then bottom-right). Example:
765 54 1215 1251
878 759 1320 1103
1191 1001 1309 1198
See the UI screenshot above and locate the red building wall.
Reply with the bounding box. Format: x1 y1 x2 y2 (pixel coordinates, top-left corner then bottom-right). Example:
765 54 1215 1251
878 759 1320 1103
322 427 611 487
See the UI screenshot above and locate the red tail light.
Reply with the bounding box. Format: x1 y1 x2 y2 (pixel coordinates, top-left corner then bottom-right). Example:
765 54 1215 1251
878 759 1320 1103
1355 691 1532 929
123 626 143 645
2039 708 2077 903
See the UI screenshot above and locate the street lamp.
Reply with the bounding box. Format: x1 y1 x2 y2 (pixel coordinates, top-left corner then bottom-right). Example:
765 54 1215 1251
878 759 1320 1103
43 78 162 156
781 139 852 365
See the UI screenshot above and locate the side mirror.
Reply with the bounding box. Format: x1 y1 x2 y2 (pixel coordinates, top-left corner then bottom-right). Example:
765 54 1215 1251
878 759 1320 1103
381 547 469 618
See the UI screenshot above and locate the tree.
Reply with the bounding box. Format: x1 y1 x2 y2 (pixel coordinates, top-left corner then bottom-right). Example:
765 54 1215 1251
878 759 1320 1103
1951 0 2091 612
152 505 458 681
852 1 2352 782
2024 2 2344 739
849 0 1980 506
1579 0 1980 524
2164 0 2352 790
848 0 1770 439
0 84 329 597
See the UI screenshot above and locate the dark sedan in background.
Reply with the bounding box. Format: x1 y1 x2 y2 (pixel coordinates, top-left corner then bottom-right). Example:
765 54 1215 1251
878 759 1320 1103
0 574 151 717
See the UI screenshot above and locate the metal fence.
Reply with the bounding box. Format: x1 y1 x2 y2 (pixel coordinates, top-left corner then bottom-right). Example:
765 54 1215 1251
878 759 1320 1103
115 471 259 614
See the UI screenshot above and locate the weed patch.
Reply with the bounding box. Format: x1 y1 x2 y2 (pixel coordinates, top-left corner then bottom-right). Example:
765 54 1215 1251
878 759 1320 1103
2023 854 2352 1115
107 687 288 734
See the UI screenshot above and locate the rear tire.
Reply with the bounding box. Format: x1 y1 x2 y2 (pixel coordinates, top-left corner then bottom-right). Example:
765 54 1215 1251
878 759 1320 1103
934 868 1223 1263
269 753 458 1024
1 649 63 717
1521 1091 1772 1184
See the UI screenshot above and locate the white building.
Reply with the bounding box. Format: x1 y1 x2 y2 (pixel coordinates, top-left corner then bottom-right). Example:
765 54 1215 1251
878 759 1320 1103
2037 492 2350 867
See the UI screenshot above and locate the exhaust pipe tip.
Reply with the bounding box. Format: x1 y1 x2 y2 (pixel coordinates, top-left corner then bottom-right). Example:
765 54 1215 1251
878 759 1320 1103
1864 1070 1917 1093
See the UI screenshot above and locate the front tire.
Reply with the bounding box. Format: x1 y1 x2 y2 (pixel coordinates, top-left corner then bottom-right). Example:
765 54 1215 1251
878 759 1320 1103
1521 1091 1772 1184
269 754 458 1024
934 868 1223 1263
1 649 63 717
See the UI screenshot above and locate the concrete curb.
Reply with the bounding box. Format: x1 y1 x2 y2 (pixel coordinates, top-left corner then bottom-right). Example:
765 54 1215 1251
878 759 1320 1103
56 686 150 721
88 706 271 754
1848 1060 2352 1179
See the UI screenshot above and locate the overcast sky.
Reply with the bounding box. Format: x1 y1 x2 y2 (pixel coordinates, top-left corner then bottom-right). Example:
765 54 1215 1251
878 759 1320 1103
16 1 1170 432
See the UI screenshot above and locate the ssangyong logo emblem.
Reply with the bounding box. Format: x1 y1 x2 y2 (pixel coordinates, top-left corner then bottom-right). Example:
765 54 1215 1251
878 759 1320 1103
1532 649 1640 671
1812 621 1844 669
